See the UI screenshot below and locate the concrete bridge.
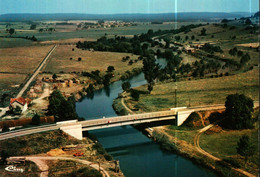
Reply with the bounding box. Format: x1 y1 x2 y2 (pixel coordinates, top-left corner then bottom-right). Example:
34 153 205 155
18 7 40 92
2 102 258 141
59 107 195 140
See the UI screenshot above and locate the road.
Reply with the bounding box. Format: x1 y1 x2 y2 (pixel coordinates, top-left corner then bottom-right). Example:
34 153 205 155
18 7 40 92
0 124 59 141
9 156 110 177
16 45 57 98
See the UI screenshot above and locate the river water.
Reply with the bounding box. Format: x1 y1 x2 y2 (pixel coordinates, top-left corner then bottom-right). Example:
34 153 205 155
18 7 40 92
76 59 216 177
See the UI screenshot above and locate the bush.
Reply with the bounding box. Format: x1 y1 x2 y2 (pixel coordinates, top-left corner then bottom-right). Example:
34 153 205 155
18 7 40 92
130 89 140 101
31 113 41 125
122 82 131 92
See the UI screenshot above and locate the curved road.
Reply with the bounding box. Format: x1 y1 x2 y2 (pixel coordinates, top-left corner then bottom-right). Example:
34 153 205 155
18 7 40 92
194 123 256 177
10 156 110 177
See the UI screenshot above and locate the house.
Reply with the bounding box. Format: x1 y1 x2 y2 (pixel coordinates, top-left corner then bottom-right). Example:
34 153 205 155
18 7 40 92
9 97 31 113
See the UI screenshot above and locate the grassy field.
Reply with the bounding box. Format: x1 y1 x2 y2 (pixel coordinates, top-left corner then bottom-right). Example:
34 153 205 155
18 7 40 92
0 38 35 48
0 74 27 91
0 45 53 73
200 128 259 175
45 45 143 79
128 68 259 112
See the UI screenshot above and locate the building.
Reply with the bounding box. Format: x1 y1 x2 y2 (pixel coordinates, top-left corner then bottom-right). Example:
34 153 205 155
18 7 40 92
9 97 31 113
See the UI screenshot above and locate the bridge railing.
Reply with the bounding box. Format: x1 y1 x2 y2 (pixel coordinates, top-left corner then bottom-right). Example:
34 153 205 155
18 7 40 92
81 110 177 127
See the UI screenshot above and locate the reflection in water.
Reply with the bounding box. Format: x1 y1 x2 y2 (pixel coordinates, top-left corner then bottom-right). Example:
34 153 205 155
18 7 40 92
104 86 111 97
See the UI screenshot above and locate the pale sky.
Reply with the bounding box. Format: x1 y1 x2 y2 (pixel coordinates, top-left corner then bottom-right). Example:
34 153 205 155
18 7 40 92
0 0 259 14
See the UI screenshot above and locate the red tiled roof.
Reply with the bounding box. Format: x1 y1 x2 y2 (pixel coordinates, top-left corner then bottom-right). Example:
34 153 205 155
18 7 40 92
10 97 27 106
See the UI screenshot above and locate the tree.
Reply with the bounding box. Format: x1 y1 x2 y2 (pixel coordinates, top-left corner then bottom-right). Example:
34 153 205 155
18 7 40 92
221 19 229 23
52 73 57 80
31 35 37 41
130 89 140 101
2 123 9 132
78 57 82 61
237 50 244 57
122 82 131 92
9 28 15 35
240 53 251 65
229 48 236 56
175 36 181 41
31 113 41 125
14 106 22 115
237 135 255 164
245 19 252 25
143 56 160 93
0 150 9 165
222 94 254 129
107 66 115 72
201 28 206 36
191 35 195 40
30 24 37 30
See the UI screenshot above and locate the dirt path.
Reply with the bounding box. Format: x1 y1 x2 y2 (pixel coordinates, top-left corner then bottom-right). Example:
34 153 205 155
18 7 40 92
121 97 134 114
194 123 256 177
10 156 110 177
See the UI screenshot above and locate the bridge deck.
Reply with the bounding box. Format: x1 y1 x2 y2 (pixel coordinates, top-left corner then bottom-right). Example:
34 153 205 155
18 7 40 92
81 110 177 130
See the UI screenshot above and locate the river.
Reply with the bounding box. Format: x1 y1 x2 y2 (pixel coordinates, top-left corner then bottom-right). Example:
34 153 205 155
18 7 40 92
76 59 216 177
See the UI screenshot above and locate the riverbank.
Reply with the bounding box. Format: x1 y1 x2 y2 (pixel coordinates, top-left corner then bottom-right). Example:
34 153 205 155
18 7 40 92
113 95 259 177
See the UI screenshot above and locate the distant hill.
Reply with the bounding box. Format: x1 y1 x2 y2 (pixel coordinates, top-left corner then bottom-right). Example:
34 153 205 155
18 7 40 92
0 12 253 22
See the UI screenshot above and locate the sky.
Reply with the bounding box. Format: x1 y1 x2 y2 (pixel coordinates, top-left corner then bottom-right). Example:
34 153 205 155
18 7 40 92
0 0 259 14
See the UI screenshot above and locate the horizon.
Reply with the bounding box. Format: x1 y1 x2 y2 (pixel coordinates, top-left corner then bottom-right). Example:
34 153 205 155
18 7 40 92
0 0 258 15
0 11 258 16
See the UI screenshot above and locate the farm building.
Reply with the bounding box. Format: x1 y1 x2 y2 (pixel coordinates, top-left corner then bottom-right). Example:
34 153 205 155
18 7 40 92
9 97 31 113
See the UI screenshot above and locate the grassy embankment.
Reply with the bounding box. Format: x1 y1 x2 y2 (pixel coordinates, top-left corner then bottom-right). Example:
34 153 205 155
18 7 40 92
123 68 258 112
48 160 102 177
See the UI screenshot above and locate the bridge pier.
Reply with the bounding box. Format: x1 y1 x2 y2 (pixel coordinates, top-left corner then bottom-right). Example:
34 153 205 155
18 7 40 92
59 123 83 140
176 110 193 126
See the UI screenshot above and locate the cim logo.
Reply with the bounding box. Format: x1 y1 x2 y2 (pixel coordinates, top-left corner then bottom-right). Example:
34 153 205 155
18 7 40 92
5 165 24 173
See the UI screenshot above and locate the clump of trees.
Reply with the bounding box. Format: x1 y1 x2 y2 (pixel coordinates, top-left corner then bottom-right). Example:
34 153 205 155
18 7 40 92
47 90 78 122
220 94 254 129
201 43 223 54
0 150 9 165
